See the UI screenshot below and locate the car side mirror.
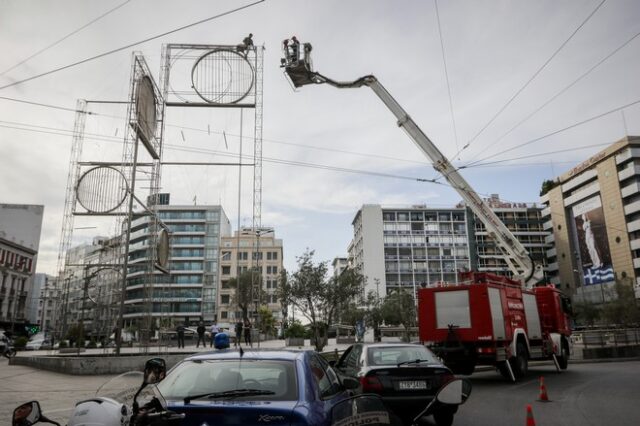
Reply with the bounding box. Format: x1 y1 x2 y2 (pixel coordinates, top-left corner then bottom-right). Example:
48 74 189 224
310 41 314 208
144 358 167 384
342 377 360 390
435 378 472 405
13 401 41 426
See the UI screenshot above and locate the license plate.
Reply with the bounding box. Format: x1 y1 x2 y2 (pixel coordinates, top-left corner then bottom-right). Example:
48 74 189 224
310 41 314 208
398 380 429 390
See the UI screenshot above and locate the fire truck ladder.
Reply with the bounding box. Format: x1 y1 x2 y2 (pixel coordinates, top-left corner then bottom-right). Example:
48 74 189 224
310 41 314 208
282 42 544 289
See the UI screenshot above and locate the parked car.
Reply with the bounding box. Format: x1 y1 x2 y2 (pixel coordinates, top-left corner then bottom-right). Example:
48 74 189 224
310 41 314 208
156 349 360 426
25 338 52 350
333 343 456 426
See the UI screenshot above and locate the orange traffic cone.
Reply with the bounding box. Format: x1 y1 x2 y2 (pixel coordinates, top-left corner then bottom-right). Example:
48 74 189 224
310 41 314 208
538 376 550 402
526 404 536 426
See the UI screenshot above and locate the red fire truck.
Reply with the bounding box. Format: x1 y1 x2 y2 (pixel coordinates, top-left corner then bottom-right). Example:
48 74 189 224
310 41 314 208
281 41 573 381
417 272 572 379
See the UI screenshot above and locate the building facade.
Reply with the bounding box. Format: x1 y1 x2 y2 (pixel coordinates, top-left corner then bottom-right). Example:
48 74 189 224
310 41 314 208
0 204 44 333
541 135 640 303
126 203 231 328
218 227 284 328
350 201 550 298
33 274 59 335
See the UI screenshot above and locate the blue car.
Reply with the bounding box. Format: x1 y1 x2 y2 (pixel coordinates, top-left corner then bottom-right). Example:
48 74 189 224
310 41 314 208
156 349 360 426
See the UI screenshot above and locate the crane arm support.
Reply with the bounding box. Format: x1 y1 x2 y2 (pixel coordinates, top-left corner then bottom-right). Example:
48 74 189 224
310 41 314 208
282 49 544 288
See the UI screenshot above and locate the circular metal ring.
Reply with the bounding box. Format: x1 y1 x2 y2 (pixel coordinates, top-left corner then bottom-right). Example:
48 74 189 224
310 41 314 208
76 166 129 213
191 48 255 104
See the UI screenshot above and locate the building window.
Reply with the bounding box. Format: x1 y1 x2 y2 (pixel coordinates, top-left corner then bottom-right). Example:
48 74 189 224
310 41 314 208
222 266 231 275
220 311 228 319
221 295 230 304
237 252 248 260
221 251 231 261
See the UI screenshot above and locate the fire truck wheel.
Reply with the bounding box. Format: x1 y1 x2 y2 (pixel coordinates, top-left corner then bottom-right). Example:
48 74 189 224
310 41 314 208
558 339 569 370
433 409 455 426
512 342 528 378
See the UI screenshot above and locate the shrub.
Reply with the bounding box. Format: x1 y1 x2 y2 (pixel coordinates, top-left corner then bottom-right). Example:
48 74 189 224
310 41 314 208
14 336 29 349
284 321 306 338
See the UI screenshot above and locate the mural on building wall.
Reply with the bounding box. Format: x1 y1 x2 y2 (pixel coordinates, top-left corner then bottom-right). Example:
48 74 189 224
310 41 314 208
572 195 614 285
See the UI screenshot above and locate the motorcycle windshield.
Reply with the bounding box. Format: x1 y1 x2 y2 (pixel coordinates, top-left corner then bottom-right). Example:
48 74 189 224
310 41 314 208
331 395 402 426
93 371 166 410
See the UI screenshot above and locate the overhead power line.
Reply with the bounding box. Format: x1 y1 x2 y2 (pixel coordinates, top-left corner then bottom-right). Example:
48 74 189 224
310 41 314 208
0 0 265 91
457 0 607 160
463 26 640 165
0 0 133 77
466 97 640 167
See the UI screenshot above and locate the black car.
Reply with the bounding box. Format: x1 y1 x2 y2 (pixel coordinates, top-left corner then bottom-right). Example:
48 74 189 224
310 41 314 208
333 343 456 426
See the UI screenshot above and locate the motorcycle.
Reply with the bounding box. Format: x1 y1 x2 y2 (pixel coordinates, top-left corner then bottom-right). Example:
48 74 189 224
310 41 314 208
331 377 472 426
2 337 17 358
11 358 185 426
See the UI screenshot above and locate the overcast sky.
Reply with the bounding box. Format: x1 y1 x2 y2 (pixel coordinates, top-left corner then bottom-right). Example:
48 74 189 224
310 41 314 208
1 0 639 276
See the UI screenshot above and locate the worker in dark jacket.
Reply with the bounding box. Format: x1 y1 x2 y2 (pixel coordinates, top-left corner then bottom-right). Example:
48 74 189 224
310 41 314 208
196 322 206 348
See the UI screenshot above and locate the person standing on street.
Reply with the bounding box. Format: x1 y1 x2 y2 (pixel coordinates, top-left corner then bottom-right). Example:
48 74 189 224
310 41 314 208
209 322 220 348
234 320 243 348
196 321 206 348
244 318 253 347
176 323 185 349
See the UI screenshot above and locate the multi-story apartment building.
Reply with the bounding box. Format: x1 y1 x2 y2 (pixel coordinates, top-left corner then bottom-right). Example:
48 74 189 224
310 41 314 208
350 200 550 298
33 274 59 334
218 227 283 328
126 202 231 328
332 257 349 278
60 236 121 340
541 135 640 303
0 204 44 333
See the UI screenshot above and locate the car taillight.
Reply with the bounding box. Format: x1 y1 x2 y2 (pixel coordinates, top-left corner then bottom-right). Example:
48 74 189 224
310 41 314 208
360 375 383 393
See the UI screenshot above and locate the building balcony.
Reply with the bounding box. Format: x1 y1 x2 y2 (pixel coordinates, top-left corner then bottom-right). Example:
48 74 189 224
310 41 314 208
561 169 597 193
544 234 555 244
541 206 551 217
621 181 640 199
630 238 640 251
627 218 640 233
547 262 559 272
563 182 600 207
543 220 553 230
618 163 640 181
546 247 557 258
624 200 640 216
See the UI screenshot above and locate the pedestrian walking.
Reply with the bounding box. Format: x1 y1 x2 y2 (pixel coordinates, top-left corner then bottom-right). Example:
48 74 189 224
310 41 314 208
176 323 185 348
196 321 206 348
235 320 243 347
209 322 220 348
290 36 300 62
244 318 253 347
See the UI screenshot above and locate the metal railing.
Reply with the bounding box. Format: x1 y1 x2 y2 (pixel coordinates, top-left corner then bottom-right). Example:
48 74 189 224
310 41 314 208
571 328 640 348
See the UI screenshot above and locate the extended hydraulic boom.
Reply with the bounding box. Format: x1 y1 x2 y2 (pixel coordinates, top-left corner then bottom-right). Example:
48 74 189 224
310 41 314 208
282 41 543 288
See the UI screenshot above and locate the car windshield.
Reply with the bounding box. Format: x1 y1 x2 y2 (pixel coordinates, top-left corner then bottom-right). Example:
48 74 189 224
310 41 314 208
157 359 297 401
367 345 439 366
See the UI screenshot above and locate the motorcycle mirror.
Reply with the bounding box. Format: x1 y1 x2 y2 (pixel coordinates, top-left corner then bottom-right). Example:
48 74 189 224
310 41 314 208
13 401 41 426
435 378 472 405
144 358 167 385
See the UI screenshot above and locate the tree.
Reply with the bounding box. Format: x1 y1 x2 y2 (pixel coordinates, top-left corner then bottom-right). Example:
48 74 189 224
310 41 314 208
229 270 263 321
381 289 417 342
258 306 277 336
602 279 640 326
364 289 384 342
539 179 559 196
573 301 601 327
283 250 364 351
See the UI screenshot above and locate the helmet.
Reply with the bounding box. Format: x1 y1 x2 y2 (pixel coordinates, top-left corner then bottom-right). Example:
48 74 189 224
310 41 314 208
214 331 230 349
68 397 129 426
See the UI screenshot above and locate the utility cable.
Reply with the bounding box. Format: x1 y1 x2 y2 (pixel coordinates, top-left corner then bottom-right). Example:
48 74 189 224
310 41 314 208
434 0 459 155
463 25 640 166
455 0 607 161
0 0 265 91
0 0 133 77
0 96 93 114
466 97 640 167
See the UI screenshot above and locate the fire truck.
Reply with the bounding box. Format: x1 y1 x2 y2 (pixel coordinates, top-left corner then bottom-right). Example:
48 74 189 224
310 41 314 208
281 40 573 381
